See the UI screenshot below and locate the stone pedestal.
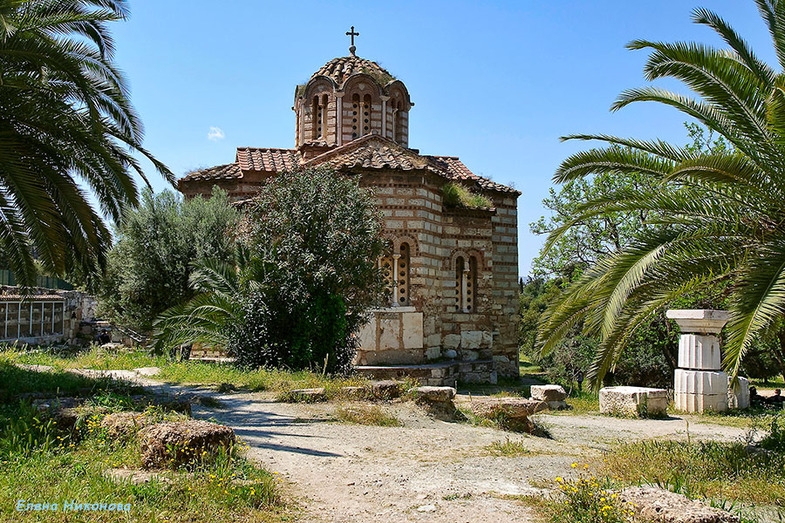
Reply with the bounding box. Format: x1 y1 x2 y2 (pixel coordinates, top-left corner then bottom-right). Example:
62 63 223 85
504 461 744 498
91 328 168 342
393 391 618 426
599 386 669 417
667 309 747 413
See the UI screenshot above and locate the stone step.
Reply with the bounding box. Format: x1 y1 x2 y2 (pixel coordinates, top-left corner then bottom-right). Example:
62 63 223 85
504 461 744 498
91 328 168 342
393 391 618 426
354 359 497 387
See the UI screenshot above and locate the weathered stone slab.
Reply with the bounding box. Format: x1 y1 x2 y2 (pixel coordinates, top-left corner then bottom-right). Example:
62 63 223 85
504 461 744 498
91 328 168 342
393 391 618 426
371 380 402 400
599 386 668 417
530 384 567 402
284 388 327 402
620 486 740 523
138 420 235 469
470 397 547 433
101 411 156 441
411 386 457 420
666 309 730 335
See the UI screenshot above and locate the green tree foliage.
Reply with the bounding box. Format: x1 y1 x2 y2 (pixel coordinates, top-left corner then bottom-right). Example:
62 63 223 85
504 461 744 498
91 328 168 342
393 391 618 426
538 1 785 386
100 188 239 333
0 0 173 286
530 170 657 279
155 168 387 374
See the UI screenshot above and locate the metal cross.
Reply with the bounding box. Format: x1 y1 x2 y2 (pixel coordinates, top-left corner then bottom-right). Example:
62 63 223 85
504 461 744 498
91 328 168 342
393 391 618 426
346 26 360 46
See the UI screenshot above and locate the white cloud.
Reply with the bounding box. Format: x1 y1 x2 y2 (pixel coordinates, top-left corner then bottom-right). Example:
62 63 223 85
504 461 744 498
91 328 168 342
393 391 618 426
207 126 225 141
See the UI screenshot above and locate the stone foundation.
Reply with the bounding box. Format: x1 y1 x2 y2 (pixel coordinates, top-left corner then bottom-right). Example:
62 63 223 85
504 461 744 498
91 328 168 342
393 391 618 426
355 359 497 387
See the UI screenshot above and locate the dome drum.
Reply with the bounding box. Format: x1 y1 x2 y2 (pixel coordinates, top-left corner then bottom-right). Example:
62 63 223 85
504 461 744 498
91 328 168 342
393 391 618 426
294 56 412 149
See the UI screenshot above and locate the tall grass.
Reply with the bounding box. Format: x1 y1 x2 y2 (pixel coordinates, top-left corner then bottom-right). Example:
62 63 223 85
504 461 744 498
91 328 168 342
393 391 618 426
601 436 785 506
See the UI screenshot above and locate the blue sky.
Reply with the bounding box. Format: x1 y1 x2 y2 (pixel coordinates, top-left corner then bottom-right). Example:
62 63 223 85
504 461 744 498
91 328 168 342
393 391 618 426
111 0 770 276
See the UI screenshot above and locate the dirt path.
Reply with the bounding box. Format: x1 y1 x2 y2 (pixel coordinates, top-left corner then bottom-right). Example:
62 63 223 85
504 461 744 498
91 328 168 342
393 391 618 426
191 392 747 523
72 369 752 523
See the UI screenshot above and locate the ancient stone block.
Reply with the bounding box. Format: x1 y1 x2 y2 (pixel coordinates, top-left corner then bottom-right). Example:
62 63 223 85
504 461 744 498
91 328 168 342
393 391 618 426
401 311 423 349
425 346 441 360
139 420 235 469
101 411 156 441
678 334 721 370
470 397 547 433
461 330 482 349
599 386 668 417
462 350 479 361
674 369 728 413
728 376 749 409
530 385 567 402
371 380 401 400
443 334 461 349
620 486 739 523
285 388 327 402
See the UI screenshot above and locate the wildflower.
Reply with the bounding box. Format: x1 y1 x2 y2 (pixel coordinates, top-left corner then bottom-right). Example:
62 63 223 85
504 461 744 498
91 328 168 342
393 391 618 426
555 477 563 483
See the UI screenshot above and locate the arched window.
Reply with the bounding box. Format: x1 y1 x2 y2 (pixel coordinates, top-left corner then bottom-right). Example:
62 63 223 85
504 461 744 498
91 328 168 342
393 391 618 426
362 94 372 136
311 96 319 140
379 241 411 307
455 255 478 313
395 100 405 144
396 243 410 306
351 93 360 139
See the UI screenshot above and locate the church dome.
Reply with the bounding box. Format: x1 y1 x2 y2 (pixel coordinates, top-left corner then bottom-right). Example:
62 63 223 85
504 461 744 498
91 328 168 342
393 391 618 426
293 34 413 151
310 55 396 89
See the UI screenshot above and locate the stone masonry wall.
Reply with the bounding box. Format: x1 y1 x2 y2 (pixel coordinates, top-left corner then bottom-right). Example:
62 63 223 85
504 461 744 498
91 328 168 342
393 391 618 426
490 195 520 377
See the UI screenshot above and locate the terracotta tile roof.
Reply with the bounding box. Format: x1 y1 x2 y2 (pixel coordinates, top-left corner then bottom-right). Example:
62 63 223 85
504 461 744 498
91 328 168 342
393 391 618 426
426 156 519 194
236 148 298 172
310 56 395 87
304 134 428 171
180 163 241 182
178 137 518 195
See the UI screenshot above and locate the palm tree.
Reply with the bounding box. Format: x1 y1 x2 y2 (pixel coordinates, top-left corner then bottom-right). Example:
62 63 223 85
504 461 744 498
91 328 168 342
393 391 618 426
0 0 173 286
537 0 785 385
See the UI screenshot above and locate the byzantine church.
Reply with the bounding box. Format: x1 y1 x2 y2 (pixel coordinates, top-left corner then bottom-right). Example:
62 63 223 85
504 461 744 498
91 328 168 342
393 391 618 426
178 30 520 385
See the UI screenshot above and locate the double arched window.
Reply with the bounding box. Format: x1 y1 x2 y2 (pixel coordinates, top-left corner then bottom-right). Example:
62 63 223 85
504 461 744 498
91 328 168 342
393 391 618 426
379 240 412 307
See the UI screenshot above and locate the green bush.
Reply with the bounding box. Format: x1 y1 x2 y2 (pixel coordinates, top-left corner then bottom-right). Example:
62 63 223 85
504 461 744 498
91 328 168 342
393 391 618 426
100 187 239 333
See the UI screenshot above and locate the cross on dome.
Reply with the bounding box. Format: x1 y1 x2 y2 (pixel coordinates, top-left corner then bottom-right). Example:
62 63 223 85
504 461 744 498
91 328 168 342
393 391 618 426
346 26 359 56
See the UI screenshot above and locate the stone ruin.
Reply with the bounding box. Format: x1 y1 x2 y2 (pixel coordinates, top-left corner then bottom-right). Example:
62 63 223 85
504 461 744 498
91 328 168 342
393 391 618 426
667 309 749 413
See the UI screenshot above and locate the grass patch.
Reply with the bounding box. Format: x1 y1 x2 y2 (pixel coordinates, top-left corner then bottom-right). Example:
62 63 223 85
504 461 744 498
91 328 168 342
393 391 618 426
442 182 492 209
0 343 165 371
0 346 371 402
333 404 401 426
485 437 532 457
0 397 290 522
157 361 368 398
600 437 785 506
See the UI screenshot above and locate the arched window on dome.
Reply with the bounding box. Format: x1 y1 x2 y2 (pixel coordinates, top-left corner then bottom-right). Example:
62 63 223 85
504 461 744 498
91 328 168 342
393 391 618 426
394 100 405 144
362 94 372 137
311 95 324 140
455 255 478 313
351 93 360 140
